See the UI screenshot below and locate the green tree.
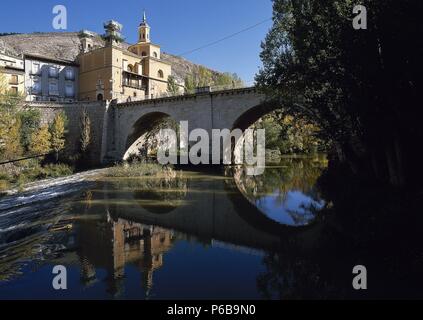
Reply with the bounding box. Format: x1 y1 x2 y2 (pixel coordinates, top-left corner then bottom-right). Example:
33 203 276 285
19 108 41 153
256 0 421 187
80 109 91 156
167 75 180 95
0 71 24 161
215 72 244 88
184 68 245 93
1 116 23 160
29 124 51 156
50 112 67 161
197 66 213 87
184 74 196 94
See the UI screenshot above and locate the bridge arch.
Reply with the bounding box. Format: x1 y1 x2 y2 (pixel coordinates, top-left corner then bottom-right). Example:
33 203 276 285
123 111 178 160
231 100 280 132
107 87 270 164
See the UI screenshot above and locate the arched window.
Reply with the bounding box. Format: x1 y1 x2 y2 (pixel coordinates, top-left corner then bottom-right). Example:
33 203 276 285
97 93 104 101
141 51 147 57
153 52 158 58
127 64 134 72
158 70 164 78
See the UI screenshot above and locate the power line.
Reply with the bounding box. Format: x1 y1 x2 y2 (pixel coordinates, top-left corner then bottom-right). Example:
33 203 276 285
172 17 272 58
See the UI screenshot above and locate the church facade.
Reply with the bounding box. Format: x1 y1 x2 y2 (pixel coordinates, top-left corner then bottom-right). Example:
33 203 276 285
77 13 179 103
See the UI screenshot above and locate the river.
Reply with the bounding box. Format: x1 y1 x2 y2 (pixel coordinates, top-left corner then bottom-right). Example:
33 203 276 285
0 155 421 299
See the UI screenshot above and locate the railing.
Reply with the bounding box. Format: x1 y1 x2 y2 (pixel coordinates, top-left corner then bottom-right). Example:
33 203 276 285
152 84 253 99
119 84 254 103
122 79 145 90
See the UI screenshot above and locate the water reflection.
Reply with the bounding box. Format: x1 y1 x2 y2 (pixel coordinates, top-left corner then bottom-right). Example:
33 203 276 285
77 212 175 298
231 156 326 226
5 156 412 299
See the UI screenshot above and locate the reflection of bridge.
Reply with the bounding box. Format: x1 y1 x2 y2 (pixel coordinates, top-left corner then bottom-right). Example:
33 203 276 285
100 171 305 253
72 169 318 297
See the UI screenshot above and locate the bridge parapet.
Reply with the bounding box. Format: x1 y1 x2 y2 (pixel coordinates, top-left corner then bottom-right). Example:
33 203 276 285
116 86 259 108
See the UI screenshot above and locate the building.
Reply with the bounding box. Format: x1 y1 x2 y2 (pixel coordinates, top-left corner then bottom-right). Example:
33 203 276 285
0 52 25 95
24 54 79 102
78 12 176 103
127 12 172 99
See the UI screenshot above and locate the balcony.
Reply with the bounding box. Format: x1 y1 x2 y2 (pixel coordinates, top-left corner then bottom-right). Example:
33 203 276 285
122 71 147 91
123 79 145 90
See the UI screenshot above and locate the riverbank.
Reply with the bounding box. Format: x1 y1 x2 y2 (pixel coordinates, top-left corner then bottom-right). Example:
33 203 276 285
0 168 107 197
0 161 75 193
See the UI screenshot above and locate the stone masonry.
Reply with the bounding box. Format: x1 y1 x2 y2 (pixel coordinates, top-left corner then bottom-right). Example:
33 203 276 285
28 87 272 165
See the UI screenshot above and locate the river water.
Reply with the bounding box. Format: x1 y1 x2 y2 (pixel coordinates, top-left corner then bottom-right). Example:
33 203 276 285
2 155 416 299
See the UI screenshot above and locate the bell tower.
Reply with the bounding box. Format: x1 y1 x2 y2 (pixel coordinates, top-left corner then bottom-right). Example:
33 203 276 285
138 11 150 43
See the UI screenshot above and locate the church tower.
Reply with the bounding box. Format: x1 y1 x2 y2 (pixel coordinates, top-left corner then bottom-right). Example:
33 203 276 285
138 11 150 43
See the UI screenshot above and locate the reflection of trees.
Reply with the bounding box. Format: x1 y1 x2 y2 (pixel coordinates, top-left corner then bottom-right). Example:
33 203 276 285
108 171 188 214
256 169 423 299
239 157 325 202
230 157 326 225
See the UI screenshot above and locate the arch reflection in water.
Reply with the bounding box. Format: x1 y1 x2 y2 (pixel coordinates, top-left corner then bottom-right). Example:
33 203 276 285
231 156 327 226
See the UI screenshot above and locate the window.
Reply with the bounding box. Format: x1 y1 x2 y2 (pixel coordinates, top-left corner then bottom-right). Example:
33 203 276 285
65 68 74 80
32 62 41 75
97 93 104 101
49 80 59 95
133 92 137 97
141 51 147 57
9 87 18 95
49 66 59 78
158 70 164 78
65 83 74 97
153 52 158 58
127 64 134 72
97 79 104 90
9 75 18 85
32 78 41 94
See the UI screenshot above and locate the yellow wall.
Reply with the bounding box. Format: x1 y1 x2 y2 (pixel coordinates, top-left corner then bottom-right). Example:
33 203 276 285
148 58 171 98
78 46 146 102
128 43 161 59
78 37 172 102
78 46 113 101
0 71 25 96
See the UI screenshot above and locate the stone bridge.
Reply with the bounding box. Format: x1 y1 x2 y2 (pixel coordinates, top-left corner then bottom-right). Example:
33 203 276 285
29 87 277 165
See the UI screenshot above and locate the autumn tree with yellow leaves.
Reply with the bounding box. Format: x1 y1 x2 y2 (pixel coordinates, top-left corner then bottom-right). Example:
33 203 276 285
29 125 51 156
50 112 67 161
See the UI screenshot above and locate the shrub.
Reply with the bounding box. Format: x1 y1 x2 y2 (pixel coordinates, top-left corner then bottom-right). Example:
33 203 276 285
40 163 74 178
106 161 170 177
0 179 9 192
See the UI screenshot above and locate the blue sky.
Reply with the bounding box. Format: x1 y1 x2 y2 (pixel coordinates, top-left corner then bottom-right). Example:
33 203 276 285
0 0 274 84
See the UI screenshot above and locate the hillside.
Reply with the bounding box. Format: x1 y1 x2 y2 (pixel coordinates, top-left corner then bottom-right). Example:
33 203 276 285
0 32 223 84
